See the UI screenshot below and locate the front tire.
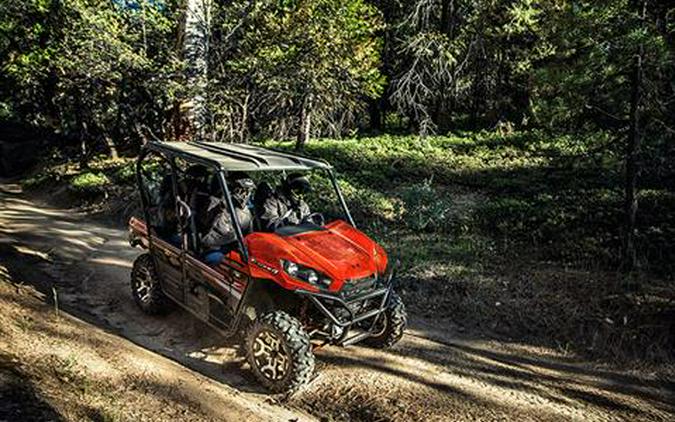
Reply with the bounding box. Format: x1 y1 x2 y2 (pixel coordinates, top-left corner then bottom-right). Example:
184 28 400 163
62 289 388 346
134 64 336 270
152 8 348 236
246 311 315 393
364 291 407 348
130 253 172 315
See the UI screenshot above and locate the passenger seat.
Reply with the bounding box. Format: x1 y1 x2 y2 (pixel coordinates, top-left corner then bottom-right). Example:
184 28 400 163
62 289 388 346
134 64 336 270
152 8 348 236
252 181 274 232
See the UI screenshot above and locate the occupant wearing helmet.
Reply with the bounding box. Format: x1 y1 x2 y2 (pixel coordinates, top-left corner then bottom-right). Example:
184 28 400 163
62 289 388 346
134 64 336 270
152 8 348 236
258 173 318 232
199 172 255 266
184 165 211 197
156 164 211 248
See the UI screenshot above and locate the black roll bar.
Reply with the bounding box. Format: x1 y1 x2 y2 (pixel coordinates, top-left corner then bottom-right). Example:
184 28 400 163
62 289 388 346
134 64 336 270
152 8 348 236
327 169 356 227
217 170 249 262
135 149 182 250
136 143 355 259
135 149 151 228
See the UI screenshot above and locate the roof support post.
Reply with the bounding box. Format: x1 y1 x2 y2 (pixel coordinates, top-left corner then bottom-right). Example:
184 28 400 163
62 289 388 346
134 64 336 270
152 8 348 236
217 170 249 262
328 169 356 227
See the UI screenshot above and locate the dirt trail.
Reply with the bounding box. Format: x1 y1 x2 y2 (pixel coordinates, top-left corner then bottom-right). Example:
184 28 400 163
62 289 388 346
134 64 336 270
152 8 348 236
0 183 312 421
1 183 673 421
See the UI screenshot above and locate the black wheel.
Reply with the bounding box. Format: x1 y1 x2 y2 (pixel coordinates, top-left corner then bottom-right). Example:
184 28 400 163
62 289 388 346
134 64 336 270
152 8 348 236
364 291 407 348
130 253 172 315
245 311 315 393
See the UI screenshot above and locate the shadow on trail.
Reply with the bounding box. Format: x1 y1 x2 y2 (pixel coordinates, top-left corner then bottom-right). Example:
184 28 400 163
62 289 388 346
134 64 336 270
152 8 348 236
0 189 269 397
384 331 674 415
2 183 673 421
0 351 64 422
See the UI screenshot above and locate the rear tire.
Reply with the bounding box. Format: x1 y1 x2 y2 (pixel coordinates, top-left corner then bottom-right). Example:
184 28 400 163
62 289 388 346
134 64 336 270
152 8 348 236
246 311 315 393
364 291 407 348
130 253 172 315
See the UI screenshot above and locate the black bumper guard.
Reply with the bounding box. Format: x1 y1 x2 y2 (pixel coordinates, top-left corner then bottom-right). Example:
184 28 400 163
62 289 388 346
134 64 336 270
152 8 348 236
295 269 395 346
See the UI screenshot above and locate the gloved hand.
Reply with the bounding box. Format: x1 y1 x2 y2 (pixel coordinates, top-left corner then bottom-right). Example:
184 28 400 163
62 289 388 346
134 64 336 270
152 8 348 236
302 212 325 226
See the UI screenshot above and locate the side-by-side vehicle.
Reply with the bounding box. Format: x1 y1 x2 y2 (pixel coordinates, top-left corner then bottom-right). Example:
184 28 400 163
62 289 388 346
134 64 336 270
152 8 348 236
128 141 407 392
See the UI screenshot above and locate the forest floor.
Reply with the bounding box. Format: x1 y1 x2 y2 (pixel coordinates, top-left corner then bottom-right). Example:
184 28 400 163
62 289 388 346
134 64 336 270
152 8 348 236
1 180 673 421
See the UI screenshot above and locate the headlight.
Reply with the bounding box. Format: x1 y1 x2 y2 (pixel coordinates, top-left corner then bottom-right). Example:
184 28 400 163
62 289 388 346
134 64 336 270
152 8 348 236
281 259 331 287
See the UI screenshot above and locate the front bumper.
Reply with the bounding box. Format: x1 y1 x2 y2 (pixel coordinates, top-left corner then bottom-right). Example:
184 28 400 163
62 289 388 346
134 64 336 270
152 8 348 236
295 268 395 346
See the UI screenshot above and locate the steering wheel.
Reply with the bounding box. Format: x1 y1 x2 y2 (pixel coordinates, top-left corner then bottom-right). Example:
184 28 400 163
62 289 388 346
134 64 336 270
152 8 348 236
304 212 325 226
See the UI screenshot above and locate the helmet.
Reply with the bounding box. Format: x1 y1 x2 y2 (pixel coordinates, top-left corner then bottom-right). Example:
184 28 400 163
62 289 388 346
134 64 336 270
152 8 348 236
228 172 255 205
185 164 210 193
284 173 311 195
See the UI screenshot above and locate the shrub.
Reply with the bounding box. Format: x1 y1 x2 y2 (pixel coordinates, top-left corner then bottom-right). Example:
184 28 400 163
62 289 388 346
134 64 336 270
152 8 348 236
69 172 110 193
113 162 136 183
396 178 453 232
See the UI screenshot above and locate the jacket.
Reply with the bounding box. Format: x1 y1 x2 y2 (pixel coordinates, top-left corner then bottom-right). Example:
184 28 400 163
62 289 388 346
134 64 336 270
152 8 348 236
258 188 310 232
199 196 252 251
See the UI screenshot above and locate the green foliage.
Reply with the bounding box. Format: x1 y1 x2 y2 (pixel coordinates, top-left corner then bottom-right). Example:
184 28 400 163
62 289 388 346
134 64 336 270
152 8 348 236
23 156 136 196
3 0 673 365
69 172 110 192
112 162 137 184
2 0 672 152
2 0 673 271
385 0 551 133
531 0 671 134
209 0 384 141
1 0 182 155
396 179 454 232
273 131 674 273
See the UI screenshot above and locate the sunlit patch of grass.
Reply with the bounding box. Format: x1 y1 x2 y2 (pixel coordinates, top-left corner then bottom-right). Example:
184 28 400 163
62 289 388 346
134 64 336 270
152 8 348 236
69 172 111 192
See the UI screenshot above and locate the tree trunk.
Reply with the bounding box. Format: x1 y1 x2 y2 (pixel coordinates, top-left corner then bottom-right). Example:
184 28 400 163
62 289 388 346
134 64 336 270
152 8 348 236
621 6 645 273
296 94 312 150
40 0 63 130
79 137 88 169
239 93 250 143
368 98 382 132
440 0 455 39
470 66 484 129
76 92 89 169
103 135 119 160
183 0 212 139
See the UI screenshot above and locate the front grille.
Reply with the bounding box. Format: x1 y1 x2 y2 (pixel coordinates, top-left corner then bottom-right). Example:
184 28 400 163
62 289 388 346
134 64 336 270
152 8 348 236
341 273 378 298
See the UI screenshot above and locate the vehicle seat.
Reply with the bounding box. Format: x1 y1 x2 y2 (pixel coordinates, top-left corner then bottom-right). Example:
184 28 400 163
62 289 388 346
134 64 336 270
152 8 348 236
182 167 211 254
252 181 274 232
154 174 179 243
188 177 216 254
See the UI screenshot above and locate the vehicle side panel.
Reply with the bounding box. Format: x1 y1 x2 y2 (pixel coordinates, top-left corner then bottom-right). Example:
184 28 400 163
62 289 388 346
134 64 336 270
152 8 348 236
151 237 184 302
184 254 249 328
129 218 183 302
129 217 249 330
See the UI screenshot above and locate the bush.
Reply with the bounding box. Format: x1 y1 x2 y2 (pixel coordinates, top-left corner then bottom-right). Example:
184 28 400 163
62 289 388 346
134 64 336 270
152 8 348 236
268 132 673 273
396 178 453 232
112 162 136 183
69 172 110 193
303 171 397 223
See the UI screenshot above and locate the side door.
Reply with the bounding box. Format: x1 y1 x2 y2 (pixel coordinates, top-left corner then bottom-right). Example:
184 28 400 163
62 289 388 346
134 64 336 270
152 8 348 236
183 252 249 333
178 168 251 334
137 150 185 304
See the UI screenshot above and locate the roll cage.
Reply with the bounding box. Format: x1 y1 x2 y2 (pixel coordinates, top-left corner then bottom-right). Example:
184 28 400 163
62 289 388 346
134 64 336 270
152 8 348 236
135 141 356 261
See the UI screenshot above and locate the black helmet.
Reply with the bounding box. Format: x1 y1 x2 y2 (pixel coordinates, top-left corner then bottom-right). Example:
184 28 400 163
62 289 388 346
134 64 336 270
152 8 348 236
185 164 210 192
186 164 210 180
284 173 311 195
228 172 255 204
